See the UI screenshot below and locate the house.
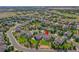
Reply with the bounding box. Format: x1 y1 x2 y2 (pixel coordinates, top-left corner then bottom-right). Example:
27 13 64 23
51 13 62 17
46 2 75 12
43 33 51 41
54 37 64 45
15 26 21 32
62 24 68 30
26 31 33 38
3 21 14 26
34 33 42 41
20 30 33 39
64 31 72 38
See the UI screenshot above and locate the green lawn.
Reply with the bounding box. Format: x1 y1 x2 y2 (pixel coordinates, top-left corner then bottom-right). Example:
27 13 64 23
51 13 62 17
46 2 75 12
17 36 49 47
72 30 77 34
40 39 49 45
31 39 49 45
31 39 37 44
17 36 27 44
62 43 73 49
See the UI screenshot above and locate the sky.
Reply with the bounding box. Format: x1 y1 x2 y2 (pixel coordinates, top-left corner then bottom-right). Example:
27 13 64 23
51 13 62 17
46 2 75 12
0 0 79 6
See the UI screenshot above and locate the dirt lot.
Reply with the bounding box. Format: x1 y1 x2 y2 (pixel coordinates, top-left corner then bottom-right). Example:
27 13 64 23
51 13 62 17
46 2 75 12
0 12 17 19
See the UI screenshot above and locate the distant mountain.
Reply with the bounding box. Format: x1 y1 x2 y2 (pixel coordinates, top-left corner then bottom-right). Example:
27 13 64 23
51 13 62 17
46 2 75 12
0 6 79 12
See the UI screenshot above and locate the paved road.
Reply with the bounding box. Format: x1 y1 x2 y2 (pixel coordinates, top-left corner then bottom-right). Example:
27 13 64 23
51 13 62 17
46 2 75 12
6 21 55 52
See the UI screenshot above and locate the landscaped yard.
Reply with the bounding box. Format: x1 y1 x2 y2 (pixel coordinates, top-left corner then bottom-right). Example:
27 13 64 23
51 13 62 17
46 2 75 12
31 39 37 44
17 36 27 44
30 39 49 45
73 30 77 34
40 39 49 45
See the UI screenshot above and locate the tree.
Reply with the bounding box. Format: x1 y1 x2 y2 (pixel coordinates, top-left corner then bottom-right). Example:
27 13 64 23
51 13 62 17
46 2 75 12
35 41 40 49
57 30 64 36
27 38 33 48
49 28 56 34
50 35 55 49
3 32 11 45
9 46 14 51
4 46 14 52
62 43 74 51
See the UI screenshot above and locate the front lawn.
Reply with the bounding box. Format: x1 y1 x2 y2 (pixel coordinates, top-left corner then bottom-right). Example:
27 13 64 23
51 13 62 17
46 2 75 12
40 39 49 45
31 39 37 44
17 36 27 44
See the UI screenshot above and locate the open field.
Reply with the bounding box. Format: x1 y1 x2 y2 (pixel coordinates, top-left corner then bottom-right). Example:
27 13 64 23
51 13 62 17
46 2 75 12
0 12 17 18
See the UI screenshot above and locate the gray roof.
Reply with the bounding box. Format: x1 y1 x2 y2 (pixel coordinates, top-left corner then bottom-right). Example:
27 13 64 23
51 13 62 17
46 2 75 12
54 37 64 45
